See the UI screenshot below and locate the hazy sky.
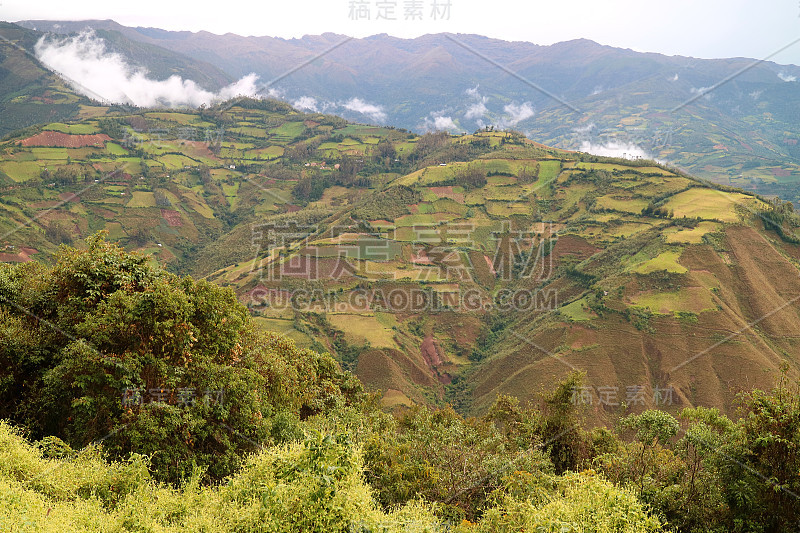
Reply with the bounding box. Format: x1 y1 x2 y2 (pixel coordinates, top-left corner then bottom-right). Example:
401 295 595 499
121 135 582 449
5 0 800 65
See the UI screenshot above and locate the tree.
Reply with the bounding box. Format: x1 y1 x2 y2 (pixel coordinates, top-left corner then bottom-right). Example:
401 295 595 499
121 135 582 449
0 233 363 484
44 221 73 245
375 139 396 166
619 409 679 493
455 164 487 190
720 369 800 531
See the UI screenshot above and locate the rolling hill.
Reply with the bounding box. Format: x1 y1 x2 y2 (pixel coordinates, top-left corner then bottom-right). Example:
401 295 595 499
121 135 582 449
1 97 799 421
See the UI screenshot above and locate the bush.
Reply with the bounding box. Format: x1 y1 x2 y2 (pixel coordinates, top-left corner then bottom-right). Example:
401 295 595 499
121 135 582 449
476 471 662 532
0 421 443 533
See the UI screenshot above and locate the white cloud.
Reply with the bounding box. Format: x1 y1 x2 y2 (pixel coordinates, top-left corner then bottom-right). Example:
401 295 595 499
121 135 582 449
35 31 260 108
433 115 458 130
465 101 488 120
422 110 459 132
465 85 481 98
778 71 797 82
501 101 534 126
690 86 714 99
464 85 489 121
293 96 319 111
749 89 763 100
579 140 650 160
341 97 387 122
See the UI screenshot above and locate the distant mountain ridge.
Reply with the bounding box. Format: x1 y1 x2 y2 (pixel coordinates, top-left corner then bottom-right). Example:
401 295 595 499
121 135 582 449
15 19 800 204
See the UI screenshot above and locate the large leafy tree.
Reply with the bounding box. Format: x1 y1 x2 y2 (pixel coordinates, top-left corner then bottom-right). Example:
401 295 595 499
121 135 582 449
0 233 362 482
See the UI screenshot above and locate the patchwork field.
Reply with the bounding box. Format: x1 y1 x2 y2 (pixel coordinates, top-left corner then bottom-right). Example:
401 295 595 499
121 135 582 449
1 100 795 418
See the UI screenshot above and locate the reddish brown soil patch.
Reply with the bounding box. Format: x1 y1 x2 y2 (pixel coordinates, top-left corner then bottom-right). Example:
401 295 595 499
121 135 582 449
772 168 791 178
242 286 293 306
420 335 452 384
357 348 437 391
20 131 111 148
0 246 38 263
58 192 80 203
179 141 216 159
265 256 358 281
551 234 600 263
420 336 443 366
30 201 61 209
37 210 73 225
90 206 118 219
410 248 433 264
484 254 496 275
427 186 465 203
161 209 183 227
127 116 149 130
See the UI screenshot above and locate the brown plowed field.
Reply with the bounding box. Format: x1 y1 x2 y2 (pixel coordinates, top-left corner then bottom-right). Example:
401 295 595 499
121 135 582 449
20 131 111 148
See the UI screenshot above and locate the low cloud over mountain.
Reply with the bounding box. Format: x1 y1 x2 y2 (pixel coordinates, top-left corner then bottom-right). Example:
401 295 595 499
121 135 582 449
35 31 260 107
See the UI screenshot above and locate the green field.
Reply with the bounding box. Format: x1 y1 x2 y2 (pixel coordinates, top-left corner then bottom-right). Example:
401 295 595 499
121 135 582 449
327 313 398 348
127 191 157 208
29 147 69 160
105 143 129 156
538 160 562 181
595 195 650 214
0 161 41 182
665 221 721 244
630 287 716 314
560 297 595 321
43 122 99 134
632 250 687 274
663 188 765 222
158 154 199 170
144 112 205 125
269 121 305 141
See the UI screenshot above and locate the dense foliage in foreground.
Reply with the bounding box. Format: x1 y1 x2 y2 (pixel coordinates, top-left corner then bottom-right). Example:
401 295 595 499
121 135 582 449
0 421 660 533
1 236 799 532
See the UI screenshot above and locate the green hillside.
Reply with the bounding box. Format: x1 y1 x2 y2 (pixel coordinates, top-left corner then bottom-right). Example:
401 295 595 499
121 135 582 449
1 98 799 426
0 22 99 137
